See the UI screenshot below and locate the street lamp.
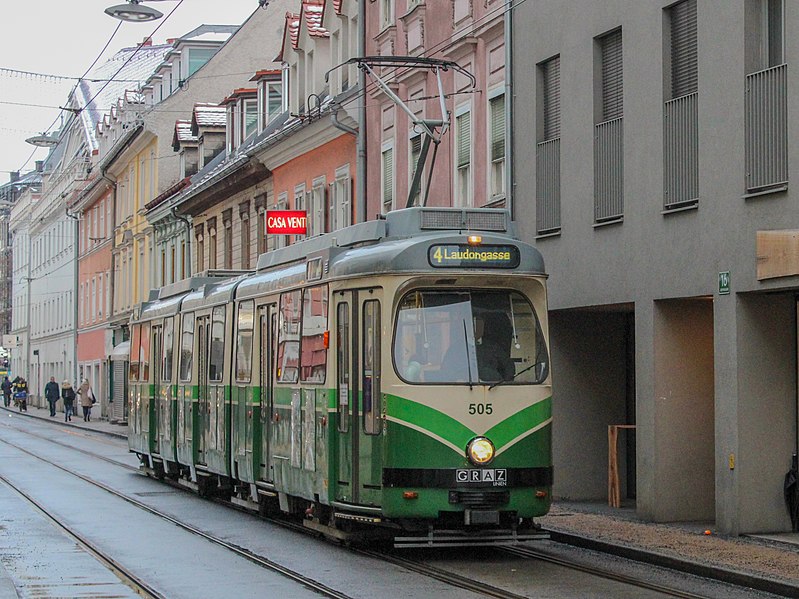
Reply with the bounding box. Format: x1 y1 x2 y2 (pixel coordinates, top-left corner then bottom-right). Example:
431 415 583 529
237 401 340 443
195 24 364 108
105 0 164 22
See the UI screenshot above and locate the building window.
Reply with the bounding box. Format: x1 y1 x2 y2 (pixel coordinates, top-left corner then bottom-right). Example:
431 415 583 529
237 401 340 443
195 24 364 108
536 55 561 235
310 177 326 237
664 0 699 208
267 82 283 123
240 205 250 270
332 165 351 231
208 219 217 270
243 98 258 141
188 47 216 77
293 184 306 243
489 91 506 200
408 132 422 206
594 29 624 223
668 0 697 100
196 226 204 273
763 0 784 67
223 211 233 270
380 0 394 29
455 107 472 207
381 141 394 214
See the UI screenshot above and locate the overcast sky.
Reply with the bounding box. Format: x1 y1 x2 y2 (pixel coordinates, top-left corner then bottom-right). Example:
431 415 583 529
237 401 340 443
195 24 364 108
0 0 261 180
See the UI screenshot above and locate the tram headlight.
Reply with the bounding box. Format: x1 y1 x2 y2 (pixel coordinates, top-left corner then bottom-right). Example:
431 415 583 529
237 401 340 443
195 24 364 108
466 437 495 466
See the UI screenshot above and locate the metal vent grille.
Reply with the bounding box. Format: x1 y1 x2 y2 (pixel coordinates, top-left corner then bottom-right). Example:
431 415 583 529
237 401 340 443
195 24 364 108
421 210 462 230
420 209 507 232
465 211 506 232
449 490 510 509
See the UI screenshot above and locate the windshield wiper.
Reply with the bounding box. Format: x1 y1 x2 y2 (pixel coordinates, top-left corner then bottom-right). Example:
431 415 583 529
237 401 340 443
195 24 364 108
463 319 473 390
488 361 538 391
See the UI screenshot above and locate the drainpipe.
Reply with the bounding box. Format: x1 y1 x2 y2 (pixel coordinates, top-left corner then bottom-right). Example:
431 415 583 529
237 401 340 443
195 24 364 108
330 102 358 136
356 0 367 223
505 0 514 220
64 205 80 388
171 206 192 278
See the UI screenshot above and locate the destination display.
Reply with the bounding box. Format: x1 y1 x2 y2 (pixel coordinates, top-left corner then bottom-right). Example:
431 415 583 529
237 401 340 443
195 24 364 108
428 244 520 268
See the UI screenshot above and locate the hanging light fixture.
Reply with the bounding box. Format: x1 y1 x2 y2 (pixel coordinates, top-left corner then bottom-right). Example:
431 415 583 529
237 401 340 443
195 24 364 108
105 0 164 22
25 133 58 148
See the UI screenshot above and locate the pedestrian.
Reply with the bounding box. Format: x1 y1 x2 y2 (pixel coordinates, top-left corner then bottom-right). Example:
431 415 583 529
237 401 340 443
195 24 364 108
78 379 95 422
13 377 28 412
61 381 75 422
45 376 60 417
1 376 11 407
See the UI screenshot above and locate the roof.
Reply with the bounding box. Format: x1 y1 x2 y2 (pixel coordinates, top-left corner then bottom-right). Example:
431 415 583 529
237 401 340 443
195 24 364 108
172 120 197 149
191 103 226 131
250 69 282 82
74 42 173 153
220 88 257 105
302 1 328 38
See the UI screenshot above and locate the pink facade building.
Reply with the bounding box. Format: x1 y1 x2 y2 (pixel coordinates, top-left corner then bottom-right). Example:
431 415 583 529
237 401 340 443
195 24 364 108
365 0 507 217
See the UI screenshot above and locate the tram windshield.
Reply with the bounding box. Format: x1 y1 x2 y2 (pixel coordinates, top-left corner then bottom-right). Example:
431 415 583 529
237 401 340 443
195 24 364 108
394 289 549 385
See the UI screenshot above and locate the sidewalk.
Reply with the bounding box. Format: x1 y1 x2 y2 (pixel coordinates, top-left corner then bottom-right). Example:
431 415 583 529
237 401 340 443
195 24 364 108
2 403 127 440
7 404 799 596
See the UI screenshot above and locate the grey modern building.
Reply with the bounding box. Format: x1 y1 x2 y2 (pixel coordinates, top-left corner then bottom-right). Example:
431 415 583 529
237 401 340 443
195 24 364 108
512 0 797 534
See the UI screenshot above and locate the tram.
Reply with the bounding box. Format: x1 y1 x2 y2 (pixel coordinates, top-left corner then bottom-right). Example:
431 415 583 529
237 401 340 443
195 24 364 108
128 206 553 547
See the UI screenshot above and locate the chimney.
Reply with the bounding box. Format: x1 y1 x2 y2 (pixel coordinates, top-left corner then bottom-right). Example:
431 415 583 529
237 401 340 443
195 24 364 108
140 37 153 47
35 161 44 173
9 172 19 183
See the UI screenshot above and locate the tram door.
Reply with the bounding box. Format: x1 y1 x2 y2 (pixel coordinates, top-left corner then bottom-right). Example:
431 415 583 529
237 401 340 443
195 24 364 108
334 289 384 505
259 304 276 482
151 324 163 455
196 315 210 464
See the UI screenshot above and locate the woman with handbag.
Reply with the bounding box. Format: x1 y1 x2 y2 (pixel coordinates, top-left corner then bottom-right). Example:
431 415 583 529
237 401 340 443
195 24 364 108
78 379 95 422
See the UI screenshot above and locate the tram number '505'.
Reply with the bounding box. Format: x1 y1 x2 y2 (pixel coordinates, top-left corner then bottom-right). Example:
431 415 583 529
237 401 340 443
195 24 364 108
469 403 493 415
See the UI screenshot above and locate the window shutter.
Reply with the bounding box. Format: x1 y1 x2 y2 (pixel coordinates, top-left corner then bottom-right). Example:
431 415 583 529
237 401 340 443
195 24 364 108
457 111 471 168
490 94 506 161
542 56 561 140
670 0 697 98
382 147 393 208
601 30 623 121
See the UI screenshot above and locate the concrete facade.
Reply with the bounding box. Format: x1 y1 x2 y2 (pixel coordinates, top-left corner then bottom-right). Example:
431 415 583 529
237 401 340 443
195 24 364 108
512 0 799 534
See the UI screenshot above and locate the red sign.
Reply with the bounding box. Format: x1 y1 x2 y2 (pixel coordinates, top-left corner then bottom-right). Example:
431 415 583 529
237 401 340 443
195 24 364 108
266 210 307 235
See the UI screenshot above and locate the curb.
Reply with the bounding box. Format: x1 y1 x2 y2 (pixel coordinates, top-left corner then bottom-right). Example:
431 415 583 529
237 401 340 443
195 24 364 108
1 406 128 441
548 529 799 598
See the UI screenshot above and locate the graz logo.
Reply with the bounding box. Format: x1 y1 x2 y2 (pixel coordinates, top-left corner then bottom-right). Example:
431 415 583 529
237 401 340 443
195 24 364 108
456 469 507 486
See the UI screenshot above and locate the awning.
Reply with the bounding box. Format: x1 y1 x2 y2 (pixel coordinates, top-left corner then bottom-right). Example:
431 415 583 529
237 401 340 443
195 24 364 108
109 341 130 362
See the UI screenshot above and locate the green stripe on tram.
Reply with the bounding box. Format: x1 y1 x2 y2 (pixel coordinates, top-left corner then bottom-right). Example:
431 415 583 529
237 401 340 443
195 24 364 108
385 394 552 452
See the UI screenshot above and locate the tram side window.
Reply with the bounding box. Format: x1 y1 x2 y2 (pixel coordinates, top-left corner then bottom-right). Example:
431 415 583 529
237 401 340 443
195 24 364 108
236 301 254 382
140 322 151 382
300 285 328 383
129 324 141 381
363 300 381 435
277 289 301 383
336 302 349 433
209 306 225 382
179 312 194 382
162 317 174 382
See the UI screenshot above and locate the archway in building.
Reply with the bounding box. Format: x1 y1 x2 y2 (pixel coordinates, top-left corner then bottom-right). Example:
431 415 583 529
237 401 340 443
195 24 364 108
549 304 635 503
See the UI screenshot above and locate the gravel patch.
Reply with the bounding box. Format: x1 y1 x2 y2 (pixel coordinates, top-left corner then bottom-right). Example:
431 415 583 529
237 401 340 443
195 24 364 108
540 503 799 585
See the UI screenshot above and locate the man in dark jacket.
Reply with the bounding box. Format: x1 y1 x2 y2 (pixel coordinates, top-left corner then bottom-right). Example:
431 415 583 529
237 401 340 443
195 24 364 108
1 376 11 407
44 376 60 417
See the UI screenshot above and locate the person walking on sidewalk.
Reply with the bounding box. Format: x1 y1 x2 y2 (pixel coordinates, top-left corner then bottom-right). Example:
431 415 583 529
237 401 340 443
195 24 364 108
45 376 60 417
78 379 95 422
61 381 75 422
1 376 11 407
13 377 28 412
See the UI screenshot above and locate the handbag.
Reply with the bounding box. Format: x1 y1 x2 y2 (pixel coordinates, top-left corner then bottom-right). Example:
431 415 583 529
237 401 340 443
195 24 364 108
91 390 97 404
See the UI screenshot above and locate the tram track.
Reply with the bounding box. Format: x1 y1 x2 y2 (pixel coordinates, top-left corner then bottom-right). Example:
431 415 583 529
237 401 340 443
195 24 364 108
0 471 164 599
1 418 724 598
0 432 355 599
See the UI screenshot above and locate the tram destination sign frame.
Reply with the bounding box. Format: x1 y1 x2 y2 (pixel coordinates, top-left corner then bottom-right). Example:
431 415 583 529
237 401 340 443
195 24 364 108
428 244 520 268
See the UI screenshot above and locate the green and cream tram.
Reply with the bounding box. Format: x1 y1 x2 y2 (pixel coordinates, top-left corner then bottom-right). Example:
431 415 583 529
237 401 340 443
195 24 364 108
129 207 553 547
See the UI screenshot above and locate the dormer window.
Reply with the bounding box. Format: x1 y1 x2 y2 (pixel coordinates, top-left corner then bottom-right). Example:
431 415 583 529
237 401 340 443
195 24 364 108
243 98 258 140
188 47 216 77
252 69 287 133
